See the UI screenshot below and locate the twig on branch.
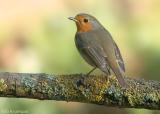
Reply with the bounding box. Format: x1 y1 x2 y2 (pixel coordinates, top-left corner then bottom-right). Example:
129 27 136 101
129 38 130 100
0 72 159 110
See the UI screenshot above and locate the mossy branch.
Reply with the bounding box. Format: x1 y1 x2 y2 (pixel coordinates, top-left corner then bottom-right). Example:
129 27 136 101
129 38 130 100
0 72 159 110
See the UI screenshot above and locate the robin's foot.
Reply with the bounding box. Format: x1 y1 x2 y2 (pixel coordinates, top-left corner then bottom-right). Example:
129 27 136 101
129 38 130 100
106 76 110 85
86 67 96 76
107 68 111 76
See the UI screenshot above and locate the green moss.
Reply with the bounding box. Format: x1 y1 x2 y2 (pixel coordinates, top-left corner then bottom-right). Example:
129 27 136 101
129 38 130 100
58 75 78 101
21 76 37 89
16 87 26 96
41 81 54 98
0 78 7 92
71 74 109 103
105 85 123 105
122 78 160 108
21 76 36 95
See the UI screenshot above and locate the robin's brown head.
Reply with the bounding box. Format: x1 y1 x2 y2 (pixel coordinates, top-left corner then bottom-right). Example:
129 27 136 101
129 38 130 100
68 13 102 32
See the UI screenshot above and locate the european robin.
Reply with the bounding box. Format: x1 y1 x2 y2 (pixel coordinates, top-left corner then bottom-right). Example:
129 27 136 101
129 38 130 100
68 13 126 87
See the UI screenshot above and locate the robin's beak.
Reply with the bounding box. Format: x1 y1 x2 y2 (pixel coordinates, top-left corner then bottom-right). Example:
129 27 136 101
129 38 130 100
68 17 78 22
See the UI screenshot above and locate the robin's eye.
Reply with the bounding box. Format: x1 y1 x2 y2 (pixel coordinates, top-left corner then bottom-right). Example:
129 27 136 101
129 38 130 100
83 18 88 23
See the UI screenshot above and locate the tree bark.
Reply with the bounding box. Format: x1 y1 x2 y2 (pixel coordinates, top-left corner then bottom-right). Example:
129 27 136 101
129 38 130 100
0 72 159 110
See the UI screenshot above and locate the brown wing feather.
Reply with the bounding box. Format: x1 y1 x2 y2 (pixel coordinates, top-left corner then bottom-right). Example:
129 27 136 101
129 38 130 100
114 42 125 72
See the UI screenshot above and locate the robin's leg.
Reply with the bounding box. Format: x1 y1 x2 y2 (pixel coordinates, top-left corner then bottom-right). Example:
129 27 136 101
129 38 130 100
103 67 111 85
107 67 111 75
86 67 96 76
103 68 111 76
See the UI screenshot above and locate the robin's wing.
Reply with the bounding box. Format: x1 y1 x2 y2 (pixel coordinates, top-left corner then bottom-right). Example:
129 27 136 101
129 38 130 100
114 42 125 72
80 46 108 68
96 28 125 72
75 33 108 70
96 29 126 87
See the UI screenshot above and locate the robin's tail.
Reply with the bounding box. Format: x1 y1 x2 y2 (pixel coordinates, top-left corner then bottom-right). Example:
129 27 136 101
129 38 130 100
108 64 127 87
113 69 126 87
103 66 126 87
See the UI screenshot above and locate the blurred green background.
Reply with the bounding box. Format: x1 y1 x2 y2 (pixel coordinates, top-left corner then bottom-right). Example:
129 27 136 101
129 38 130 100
0 0 160 114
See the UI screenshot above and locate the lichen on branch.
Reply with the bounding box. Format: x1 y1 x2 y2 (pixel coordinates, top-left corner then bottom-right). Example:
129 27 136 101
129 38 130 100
0 72 159 110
